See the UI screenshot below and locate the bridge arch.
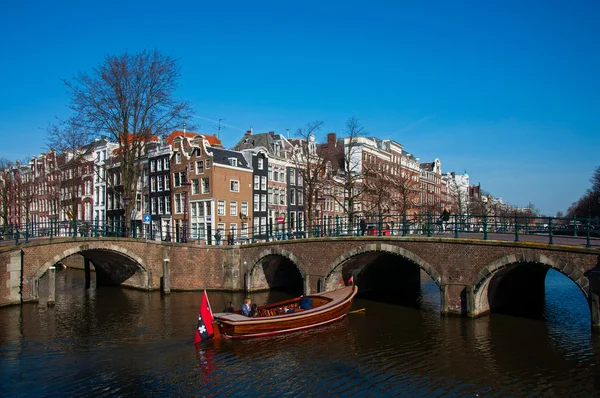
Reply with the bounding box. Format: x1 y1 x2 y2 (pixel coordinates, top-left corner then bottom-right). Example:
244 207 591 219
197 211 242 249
472 252 589 317
246 247 308 292
36 242 150 288
323 243 442 292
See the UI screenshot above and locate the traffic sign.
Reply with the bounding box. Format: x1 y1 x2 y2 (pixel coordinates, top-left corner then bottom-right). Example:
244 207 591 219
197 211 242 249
143 214 151 224
277 217 284 225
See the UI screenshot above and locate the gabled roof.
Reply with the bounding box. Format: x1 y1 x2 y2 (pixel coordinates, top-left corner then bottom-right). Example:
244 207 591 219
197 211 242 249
232 131 293 154
207 147 251 170
166 130 223 148
419 162 435 171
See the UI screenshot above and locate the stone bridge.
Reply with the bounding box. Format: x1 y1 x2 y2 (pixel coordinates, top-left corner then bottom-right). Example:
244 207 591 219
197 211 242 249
1 236 599 328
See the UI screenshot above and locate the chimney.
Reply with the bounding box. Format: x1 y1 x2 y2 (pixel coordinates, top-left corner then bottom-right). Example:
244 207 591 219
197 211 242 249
327 132 336 146
245 128 252 137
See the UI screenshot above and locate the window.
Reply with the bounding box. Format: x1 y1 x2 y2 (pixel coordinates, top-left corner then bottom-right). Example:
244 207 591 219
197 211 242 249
230 180 239 192
218 200 225 215
151 177 156 192
157 175 163 191
273 168 278 181
194 223 206 238
241 222 248 237
261 194 267 211
279 169 285 182
230 223 237 236
268 188 272 204
165 176 170 190
261 217 267 234
274 189 279 205
174 172 181 187
158 197 164 214
164 158 170 170
254 194 260 211
192 179 199 194
150 160 156 172
174 194 184 214
241 201 248 216
202 178 210 194
196 160 204 174
297 174 303 186
230 201 237 216
290 188 296 205
151 197 158 214
268 165 272 180
261 176 267 191
176 152 182 164
254 175 260 190
157 159 162 171
290 170 295 185
229 158 238 167
205 159 211 169
298 190 304 205
258 158 264 170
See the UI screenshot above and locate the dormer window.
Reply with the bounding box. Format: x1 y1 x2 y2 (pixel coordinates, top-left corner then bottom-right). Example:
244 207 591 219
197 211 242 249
229 158 238 167
175 152 182 164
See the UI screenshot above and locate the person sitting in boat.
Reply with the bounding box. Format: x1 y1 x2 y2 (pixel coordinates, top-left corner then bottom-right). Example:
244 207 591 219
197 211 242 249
223 301 234 313
249 303 259 317
241 298 252 316
299 296 313 310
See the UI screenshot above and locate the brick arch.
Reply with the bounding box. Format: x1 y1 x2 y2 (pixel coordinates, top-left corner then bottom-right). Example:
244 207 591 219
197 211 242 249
472 253 590 316
36 242 149 280
323 243 442 291
473 252 588 297
246 247 307 279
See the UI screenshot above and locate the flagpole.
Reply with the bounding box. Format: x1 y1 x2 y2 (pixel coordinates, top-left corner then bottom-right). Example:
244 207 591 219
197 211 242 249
204 290 221 340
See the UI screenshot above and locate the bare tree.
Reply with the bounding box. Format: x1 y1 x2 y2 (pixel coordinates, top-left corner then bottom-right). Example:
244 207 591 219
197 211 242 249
47 119 93 223
567 166 600 219
362 160 394 216
0 158 11 232
292 121 326 236
326 117 366 231
63 49 193 224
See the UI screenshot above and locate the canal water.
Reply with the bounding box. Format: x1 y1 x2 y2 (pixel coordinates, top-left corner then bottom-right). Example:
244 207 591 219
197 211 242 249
1 268 600 397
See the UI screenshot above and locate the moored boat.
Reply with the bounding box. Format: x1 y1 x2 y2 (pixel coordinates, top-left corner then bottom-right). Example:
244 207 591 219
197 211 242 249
212 285 358 339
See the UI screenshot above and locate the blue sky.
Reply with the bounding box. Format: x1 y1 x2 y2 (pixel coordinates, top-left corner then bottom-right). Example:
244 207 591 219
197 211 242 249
1 0 598 216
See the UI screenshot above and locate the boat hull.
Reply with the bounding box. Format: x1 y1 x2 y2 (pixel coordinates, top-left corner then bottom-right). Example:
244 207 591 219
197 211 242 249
214 285 357 339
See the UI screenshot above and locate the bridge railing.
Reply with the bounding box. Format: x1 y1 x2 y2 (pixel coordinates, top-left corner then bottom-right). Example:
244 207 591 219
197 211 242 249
0 214 597 247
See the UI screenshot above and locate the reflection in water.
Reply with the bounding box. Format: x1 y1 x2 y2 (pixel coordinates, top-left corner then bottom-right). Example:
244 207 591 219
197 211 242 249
1 268 600 396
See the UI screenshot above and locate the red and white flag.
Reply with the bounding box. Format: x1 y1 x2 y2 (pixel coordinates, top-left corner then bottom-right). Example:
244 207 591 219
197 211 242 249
193 290 215 344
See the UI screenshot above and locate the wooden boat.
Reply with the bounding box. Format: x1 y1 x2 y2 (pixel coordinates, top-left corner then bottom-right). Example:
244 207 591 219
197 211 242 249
212 285 358 339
